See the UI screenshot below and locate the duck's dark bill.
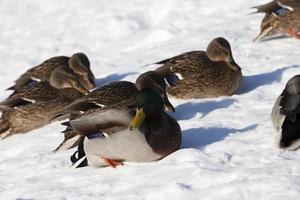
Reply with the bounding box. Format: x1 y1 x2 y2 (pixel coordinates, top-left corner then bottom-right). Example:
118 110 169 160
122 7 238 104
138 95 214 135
165 74 180 86
129 108 145 130
73 84 89 95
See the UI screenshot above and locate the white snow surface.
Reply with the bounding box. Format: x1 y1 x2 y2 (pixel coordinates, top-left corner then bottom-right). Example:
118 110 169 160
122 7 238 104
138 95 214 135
1 0 300 199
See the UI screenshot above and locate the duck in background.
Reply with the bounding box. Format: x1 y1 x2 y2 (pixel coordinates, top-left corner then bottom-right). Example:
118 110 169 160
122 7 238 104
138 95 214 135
252 0 300 42
68 88 181 168
54 71 176 152
155 37 242 99
0 53 96 139
271 75 300 150
7 52 96 91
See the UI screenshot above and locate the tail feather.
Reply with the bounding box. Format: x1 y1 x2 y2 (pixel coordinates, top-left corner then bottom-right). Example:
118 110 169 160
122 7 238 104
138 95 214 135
61 121 71 127
252 1 280 14
6 85 15 91
54 125 82 152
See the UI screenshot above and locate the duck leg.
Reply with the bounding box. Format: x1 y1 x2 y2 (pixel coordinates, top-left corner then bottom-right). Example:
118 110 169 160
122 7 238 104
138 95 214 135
101 157 124 168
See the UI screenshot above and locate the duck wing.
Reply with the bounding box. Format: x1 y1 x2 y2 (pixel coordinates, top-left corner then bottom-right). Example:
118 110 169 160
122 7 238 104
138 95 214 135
70 108 132 135
0 82 59 110
63 81 138 113
8 56 69 91
155 51 212 78
253 0 298 15
280 75 300 117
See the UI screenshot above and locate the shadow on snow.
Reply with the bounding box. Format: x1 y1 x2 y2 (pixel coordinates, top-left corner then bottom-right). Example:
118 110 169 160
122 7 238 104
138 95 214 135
238 65 299 94
171 98 236 121
182 124 258 148
95 72 137 87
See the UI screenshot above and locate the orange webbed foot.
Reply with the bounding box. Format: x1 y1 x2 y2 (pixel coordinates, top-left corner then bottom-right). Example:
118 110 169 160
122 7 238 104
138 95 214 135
101 157 124 168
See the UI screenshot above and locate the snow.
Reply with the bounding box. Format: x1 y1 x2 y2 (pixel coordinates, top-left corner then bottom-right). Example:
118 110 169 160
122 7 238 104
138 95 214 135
1 0 300 199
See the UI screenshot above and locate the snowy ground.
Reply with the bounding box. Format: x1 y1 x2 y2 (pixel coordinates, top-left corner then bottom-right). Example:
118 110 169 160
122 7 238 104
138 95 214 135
1 0 300 199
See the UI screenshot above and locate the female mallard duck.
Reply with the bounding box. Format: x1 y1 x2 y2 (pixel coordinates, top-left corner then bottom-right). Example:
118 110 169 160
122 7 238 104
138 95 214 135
0 65 89 139
271 75 300 150
155 37 242 99
68 88 181 168
55 71 175 151
8 52 96 91
253 0 300 42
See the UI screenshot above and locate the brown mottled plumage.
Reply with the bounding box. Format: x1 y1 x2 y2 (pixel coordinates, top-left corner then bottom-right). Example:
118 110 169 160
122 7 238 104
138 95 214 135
8 52 96 91
253 0 300 42
155 37 242 99
55 71 175 151
0 66 87 139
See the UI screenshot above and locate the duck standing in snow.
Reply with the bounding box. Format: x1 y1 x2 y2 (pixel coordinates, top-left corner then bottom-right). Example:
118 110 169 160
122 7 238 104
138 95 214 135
271 75 300 150
252 0 300 42
54 71 176 152
68 88 181 168
0 53 96 139
155 37 242 99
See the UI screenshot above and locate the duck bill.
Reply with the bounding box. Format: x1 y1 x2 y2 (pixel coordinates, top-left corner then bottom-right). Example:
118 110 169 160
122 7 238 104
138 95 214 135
79 75 96 90
129 108 146 130
228 59 240 71
73 84 89 95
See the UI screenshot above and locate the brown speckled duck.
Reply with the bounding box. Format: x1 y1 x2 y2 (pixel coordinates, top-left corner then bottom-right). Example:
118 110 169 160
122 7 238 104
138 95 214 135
55 71 175 152
68 88 181 168
8 52 96 91
253 0 300 42
155 37 242 99
0 65 91 139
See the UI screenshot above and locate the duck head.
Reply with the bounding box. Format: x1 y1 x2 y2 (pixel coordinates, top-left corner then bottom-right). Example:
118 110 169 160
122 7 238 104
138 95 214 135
206 37 240 71
129 88 164 130
135 71 175 112
69 53 96 90
49 65 89 94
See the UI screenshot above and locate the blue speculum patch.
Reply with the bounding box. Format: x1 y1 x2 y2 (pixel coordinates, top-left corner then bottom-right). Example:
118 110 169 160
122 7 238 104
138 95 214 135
27 80 38 88
87 132 103 139
274 7 290 16
166 74 180 86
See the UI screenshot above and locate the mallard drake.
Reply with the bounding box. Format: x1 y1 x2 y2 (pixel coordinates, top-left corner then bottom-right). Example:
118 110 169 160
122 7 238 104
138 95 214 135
0 65 88 139
155 37 242 99
7 52 96 91
253 0 300 42
271 75 300 150
68 88 181 168
55 71 175 151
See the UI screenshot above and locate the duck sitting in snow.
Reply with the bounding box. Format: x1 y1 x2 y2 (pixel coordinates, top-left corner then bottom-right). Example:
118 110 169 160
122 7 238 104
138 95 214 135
252 0 300 42
54 71 175 152
271 75 300 150
0 54 96 139
7 52 96 91
155 37 242 99
68 88 181 168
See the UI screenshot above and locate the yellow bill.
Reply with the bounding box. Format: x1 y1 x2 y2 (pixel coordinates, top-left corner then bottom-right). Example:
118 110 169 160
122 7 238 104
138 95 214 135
129 108 146 130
